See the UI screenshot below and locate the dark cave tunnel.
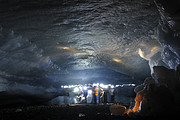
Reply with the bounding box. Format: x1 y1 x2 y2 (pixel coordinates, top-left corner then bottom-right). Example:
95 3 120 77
0 0 180 119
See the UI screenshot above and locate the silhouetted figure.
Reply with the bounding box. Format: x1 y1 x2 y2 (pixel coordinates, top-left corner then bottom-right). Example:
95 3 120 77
103 89 108 103
110 88 115 103
99 88 104 103
83 88 88 103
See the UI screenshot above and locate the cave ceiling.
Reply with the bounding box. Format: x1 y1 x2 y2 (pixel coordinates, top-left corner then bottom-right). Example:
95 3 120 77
0 0 161 85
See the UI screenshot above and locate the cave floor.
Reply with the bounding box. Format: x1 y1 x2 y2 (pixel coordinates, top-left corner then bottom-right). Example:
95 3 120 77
0 104 171 120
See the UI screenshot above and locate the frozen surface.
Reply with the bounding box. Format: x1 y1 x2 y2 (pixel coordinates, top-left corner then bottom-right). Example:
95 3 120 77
155 0 180 69
0 0 164 104
0 0 159 80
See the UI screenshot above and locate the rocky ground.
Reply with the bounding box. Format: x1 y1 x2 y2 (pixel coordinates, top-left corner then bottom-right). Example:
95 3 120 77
0 104 170 120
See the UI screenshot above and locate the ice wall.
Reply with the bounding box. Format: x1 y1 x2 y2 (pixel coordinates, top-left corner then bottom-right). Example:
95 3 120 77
142 0 180 116
0 27 63 105
129 76 175 117
138 0 180 74
155 0 180 69
138 46 165 74
126 1 180 116
114 86 135 104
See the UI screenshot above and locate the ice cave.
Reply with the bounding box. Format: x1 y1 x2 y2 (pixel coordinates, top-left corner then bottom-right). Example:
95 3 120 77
0 0 180 119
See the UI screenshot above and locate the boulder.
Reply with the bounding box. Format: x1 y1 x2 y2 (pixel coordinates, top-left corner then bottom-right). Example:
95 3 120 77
110 104 127 116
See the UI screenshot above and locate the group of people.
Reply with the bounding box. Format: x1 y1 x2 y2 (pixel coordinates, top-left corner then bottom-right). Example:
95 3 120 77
78 85 115 104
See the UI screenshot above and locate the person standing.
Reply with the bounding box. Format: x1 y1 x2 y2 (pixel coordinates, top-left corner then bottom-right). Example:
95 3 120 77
92 86 99 104
103 89 107 104
83 87 88 103
99 88 104 103
110 88 115 103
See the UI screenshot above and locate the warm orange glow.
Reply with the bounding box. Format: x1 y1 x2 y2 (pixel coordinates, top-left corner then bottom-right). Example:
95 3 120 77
95 86 99 96
109 92 143 116
138 46 160 60
127 93 142 114
62 47 70 50
150 46 159 53
138 48 148 60
57 46 70 50
57 46 89 55
113 58 123 64
132 93 142 112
